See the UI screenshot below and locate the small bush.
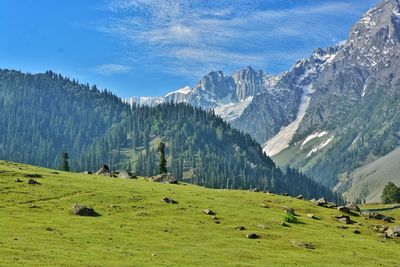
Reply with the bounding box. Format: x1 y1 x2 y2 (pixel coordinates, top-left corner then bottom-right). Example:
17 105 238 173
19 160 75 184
283 213 298 224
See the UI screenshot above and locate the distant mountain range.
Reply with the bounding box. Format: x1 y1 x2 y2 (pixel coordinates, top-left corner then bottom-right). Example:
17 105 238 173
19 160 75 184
127 67 277 122
129 0 400 203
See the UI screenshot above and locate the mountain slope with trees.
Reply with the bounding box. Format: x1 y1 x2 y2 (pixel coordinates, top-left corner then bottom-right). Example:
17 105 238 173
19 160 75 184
0 69 340 201
273 0 400 202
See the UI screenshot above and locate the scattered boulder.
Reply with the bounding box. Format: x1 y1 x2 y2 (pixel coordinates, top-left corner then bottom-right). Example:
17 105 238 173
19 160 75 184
246 233 260 239
337 206 351 214
335 214 350 219
283 206 295 215
203 209 215 215
361 211 394 222
361 211 382 219
15 178 22 183
281 222 290 227
385 226 400 238
353 229 361 234
307 214 317 219
260 204 269 208
27 179 40 185
346 204 360 213
71 204 100 217
371 225 389 233
248 188 259 192
161 197 177 204
117 171 137 179
296 195 303 200
382 216 394 223
81 171 92 175
235 225 245 231
315 198 328 206
339 217 351 224
326 202 338 208
291 241 315 249
336 215 351 224
312 198 337 208
150 173 178 184
283 193 290 196
96 165 110 175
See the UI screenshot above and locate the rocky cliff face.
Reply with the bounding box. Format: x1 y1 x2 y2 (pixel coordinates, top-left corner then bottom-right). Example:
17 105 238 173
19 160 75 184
274 0 400 201
234 46 341 146
296 0 400 139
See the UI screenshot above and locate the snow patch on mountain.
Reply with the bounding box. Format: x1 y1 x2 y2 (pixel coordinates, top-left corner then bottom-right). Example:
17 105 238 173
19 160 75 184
214 97 253 121
306 136 334 158
263 85 314 156
166 86 192 96
362 84 368 97
301 131 328 149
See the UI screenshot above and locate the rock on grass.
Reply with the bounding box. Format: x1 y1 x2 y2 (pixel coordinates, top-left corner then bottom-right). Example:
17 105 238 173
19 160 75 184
161 197 177 204
291 241 315 249
203 209 215 215
246 233 260 239
71 204 100 217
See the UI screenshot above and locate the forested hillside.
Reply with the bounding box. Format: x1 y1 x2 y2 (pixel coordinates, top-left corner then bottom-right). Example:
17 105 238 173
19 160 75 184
0 69 341 201
0 69 131 168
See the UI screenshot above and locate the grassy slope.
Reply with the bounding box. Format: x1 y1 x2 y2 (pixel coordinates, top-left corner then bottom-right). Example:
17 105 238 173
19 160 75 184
0 161 399 266
344 147 400 203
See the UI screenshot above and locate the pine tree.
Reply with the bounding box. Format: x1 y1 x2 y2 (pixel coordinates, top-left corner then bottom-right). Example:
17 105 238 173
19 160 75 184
157 142 167 174
381 182 400 204
60 151 70 172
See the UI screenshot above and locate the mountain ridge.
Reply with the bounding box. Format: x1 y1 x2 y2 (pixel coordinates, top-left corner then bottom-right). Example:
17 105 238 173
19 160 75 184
127 0 400 203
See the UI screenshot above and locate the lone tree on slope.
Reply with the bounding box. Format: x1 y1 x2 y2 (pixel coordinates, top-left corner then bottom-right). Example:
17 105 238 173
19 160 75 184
381 182 400 204
157 142 167 174
60 151 70 172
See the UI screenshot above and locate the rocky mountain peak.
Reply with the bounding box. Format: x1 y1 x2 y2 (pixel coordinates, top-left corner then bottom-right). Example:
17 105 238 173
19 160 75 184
197 70 233 99
333 0 400 73
232 66 266 101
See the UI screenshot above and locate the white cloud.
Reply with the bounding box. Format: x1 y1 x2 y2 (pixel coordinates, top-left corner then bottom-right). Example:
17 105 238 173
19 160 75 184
97 0 378 76
93 64 131 75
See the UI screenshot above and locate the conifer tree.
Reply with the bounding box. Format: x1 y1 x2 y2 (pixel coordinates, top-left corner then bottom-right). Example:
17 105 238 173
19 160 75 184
60 151 70 172
158 142 167 174
381 182 400 204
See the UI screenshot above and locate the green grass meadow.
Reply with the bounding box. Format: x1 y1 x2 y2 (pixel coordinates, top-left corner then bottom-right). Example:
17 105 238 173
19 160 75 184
0 161 399 266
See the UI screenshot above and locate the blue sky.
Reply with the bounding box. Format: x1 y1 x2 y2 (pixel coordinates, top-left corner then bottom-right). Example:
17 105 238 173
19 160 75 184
0 0 379 98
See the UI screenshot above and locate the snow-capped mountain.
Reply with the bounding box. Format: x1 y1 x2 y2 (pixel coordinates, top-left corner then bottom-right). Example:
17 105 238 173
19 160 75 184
129 0 400 202
233 45 341 150
272 0 400 202
128 67 275 121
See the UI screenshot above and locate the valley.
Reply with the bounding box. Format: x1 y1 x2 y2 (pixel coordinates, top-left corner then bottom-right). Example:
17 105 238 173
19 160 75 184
1 0 400 266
